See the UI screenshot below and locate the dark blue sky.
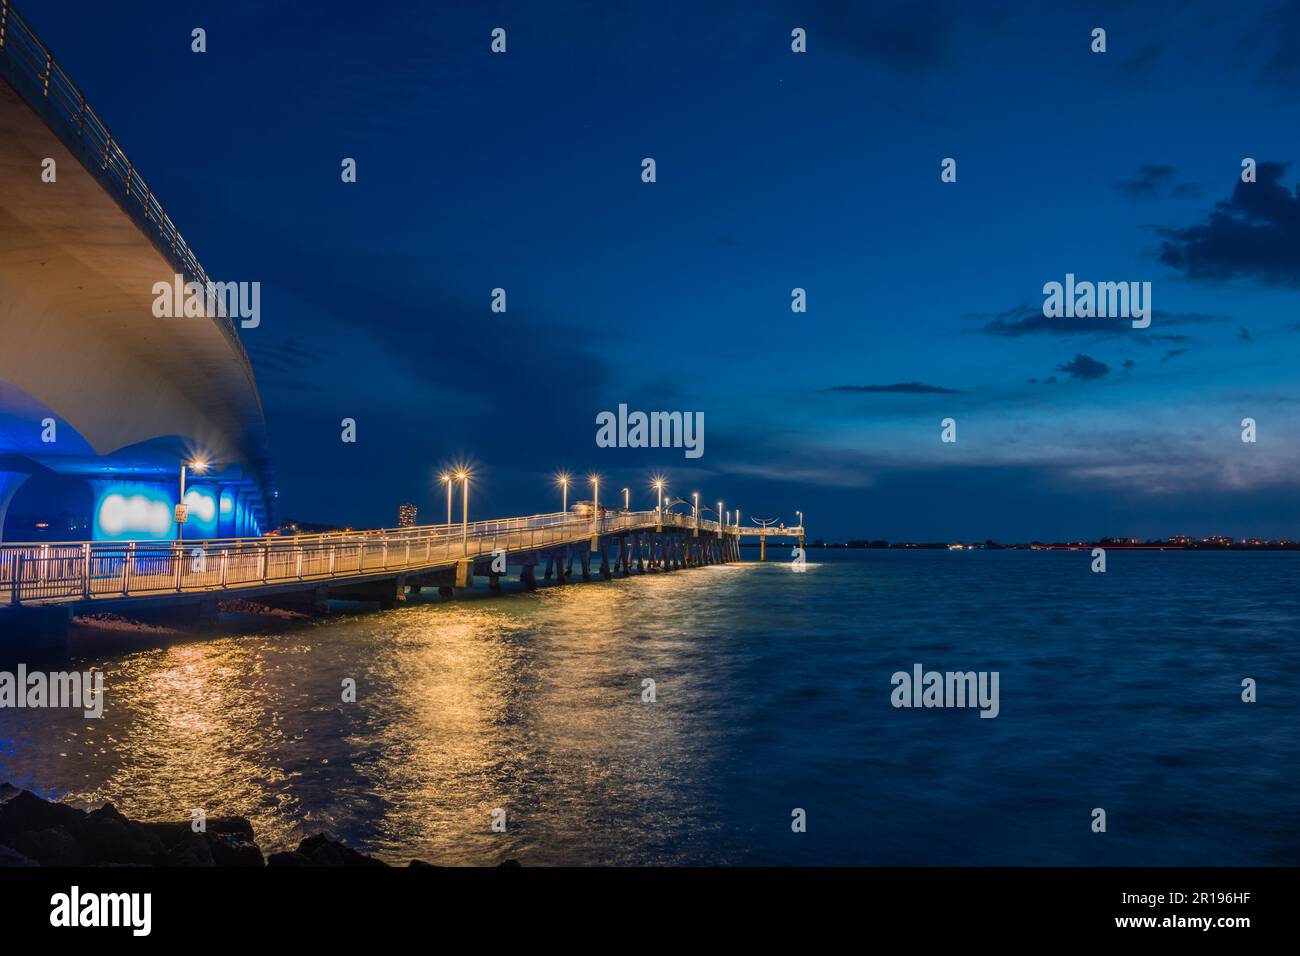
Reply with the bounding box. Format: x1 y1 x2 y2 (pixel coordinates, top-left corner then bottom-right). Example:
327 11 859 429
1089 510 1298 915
33 0 1300 539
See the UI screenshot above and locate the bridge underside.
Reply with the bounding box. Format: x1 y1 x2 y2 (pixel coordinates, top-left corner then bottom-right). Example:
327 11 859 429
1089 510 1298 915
0 23 275 541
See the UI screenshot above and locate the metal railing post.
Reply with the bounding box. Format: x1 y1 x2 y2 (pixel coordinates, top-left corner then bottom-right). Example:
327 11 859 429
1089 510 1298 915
121 544 134 596
81 542 91 599
10 553 21 606
220 549 229 587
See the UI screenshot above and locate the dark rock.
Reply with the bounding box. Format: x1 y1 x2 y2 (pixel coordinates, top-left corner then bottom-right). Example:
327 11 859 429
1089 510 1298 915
294 833 388 867
163 833 216 867
0 843 37 867
205 816 256 840
497 858 523 868
139 815 255 848
206 830 264 867
266 850 311 867
9 826 84 866
407 859 438 868
70 802 167 865
0 789 85 842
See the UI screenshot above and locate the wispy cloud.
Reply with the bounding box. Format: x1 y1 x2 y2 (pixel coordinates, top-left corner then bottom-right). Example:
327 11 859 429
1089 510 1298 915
971 303 1226 339
1055 354 1110 380
827 382 963 394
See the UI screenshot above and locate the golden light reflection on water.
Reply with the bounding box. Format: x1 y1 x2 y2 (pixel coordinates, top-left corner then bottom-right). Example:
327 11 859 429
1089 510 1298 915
1 566 752 864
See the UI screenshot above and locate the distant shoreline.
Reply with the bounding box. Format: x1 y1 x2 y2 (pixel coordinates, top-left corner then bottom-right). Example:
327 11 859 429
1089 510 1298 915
747 540 1300 552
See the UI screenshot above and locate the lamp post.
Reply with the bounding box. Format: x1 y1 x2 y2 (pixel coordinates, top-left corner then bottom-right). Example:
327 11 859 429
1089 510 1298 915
796 510 803 528
589 475 600 533
622 487 630 511
558 474 569 515
441 473 453 525
654 479 665 516
177 456 209 541
693 492 699 534
717 501 723 533
456 470 470 552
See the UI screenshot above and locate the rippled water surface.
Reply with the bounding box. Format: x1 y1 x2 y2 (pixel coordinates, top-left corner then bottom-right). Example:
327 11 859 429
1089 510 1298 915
3 550 1298 865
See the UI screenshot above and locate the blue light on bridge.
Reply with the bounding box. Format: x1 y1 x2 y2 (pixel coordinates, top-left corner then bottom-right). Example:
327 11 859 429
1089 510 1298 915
183 487 219 538
93 482 173 541
91 482 221 541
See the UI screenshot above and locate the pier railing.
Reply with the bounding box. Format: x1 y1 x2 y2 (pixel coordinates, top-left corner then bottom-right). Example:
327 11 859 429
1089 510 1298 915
0 509 732 606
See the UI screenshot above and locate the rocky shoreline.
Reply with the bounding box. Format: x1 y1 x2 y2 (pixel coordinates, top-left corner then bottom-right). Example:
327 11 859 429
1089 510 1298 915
0 784 517 867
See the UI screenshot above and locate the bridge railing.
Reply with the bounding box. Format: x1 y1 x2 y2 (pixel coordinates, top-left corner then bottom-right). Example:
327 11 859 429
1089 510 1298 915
0 509 727 605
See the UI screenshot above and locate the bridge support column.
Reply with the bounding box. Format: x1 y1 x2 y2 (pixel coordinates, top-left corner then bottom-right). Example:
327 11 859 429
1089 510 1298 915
382 575 407 609
760 536 766 561
579 550 591 582
544 555 554 580
634 535 644 573
455 560 474 589
520 563 537 591
0 470 32 543
599 545 611 580
488 573 502 593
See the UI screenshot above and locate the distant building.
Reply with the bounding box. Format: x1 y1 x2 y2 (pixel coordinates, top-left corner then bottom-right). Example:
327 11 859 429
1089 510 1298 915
398 503 418 527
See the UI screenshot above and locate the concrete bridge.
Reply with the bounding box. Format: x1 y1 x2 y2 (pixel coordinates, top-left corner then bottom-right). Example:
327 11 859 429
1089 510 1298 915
0 508 805 654
0 1 275 542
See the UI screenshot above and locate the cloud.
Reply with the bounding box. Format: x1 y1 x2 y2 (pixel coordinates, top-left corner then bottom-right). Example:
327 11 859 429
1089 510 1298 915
1237 326 1253 342
1158 161 1300 285
1055 354 1110 380
1115 164 1176 200
828 382 963 394
1161 348 1190 362
1114 164 1202 201
972 303 1225 339
799 0 1013 75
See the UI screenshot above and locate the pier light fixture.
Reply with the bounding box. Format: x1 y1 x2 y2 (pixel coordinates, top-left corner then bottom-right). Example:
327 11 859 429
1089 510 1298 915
796 510 803 528
177 455 210 541
588 474 601 523
555 471 571 514
717 501 723 531
653 477 666 514
693 492 699 533
441 473 453 525
456 470 471 548
622 487 630 511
